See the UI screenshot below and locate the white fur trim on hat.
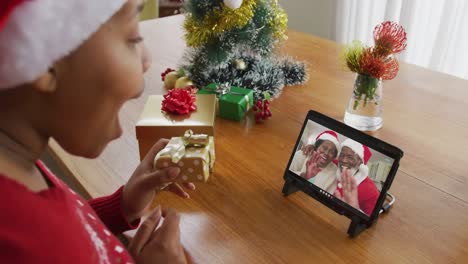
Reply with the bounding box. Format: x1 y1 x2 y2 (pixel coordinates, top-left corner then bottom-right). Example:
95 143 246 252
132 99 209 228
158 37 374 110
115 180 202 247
317 133 340 152
0 0 127 89
356 163 369 185
341 138 364 162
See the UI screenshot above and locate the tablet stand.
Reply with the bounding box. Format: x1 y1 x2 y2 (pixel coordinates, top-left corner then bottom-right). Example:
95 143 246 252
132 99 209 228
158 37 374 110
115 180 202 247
347 216 368 238
282 177 300 196
282 175 370 238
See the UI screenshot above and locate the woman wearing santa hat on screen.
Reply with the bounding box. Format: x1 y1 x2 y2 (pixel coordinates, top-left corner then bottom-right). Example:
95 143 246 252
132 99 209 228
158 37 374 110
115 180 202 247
295 131 341 194
0 1 195 263
334 139 380 216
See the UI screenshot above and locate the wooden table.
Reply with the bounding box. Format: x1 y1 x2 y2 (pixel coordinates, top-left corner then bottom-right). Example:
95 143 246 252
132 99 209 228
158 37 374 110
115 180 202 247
48 15 468 263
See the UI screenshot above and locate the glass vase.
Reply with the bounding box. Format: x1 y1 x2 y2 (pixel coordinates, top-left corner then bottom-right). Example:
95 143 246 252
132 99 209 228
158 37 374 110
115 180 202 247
344 74 383 131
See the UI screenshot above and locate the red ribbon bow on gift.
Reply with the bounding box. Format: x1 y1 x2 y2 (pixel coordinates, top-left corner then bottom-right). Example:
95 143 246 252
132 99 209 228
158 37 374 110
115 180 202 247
161 88 197 115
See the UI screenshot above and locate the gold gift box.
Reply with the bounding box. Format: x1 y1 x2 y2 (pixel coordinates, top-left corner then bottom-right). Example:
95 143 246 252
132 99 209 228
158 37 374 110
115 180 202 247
154 130 215 183
136 94 216 160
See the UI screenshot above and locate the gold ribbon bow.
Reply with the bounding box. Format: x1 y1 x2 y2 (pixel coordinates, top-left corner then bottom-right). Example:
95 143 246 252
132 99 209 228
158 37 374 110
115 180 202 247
182 130 209 147
158 130 209 164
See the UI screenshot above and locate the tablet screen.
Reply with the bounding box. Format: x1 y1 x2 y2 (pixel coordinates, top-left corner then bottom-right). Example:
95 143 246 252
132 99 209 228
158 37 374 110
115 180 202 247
289 120 395 216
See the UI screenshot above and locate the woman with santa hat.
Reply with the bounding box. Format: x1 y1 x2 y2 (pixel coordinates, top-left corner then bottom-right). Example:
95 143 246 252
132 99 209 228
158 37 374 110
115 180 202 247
0 1 194 263
334 139 380 216
293 130 341 194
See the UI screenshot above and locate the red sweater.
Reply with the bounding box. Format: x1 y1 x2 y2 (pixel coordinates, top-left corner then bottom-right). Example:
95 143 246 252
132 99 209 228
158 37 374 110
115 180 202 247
0 160 140 263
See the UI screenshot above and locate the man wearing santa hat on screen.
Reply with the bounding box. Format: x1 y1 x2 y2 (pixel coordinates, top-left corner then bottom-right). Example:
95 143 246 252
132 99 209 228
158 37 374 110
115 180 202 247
334 139 380 216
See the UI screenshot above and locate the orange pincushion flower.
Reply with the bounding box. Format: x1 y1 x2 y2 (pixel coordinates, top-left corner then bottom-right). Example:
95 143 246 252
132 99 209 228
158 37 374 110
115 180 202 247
381 57 399 80
342 22 405 81
359 48 387 79
373 21 407 57
358 48 400 80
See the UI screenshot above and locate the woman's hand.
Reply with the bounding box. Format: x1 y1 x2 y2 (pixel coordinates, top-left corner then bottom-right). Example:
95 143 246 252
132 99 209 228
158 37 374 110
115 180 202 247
304 151 322 180
301 144 314 156
122 139 196 222
128 207 194 264
334 168 359 209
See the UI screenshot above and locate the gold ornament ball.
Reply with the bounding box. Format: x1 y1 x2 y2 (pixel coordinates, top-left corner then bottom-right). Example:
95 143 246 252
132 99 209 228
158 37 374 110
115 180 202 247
175 76 194 89
235 59 247 70
164 72 179 90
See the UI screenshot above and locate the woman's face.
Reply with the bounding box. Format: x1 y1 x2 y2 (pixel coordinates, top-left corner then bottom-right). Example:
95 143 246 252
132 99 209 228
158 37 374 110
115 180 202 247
46 0 146 158
315 140 337 167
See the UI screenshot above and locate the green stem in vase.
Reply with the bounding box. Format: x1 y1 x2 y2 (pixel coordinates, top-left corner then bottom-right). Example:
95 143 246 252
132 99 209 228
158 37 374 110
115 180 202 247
353 74 379 110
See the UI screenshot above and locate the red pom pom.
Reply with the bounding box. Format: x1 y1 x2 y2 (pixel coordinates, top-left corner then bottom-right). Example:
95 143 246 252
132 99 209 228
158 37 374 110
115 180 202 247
162 88 197 115
161 68 176 81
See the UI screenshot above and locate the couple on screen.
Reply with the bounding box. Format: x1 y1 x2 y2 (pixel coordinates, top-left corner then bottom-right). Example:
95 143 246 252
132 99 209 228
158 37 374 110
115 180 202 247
290 131 379 215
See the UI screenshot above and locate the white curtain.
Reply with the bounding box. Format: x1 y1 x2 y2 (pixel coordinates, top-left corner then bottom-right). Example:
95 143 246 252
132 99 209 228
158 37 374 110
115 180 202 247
331 0 468 80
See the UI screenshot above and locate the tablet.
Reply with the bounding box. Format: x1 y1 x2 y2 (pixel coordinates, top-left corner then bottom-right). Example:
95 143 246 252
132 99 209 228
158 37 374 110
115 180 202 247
284 110 403 229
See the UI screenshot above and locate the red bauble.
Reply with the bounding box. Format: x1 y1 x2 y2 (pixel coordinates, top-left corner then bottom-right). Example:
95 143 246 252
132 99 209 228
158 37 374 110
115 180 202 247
253 99 272 123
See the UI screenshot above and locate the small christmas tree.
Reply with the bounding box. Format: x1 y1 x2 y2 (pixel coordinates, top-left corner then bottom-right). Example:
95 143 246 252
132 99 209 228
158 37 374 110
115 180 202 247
180 0 307 102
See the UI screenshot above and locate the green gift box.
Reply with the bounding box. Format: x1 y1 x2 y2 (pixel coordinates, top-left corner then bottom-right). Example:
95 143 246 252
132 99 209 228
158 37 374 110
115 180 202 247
198 83 254 121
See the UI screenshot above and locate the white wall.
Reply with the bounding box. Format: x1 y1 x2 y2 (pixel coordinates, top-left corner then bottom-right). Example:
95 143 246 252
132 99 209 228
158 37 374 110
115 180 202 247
279 0 335 40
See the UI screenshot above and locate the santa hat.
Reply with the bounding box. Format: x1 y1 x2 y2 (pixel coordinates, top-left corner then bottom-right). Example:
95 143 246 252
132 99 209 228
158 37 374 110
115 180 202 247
340 138 372 165
0 0 127 90
339 138 372 185
314 130 341 152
